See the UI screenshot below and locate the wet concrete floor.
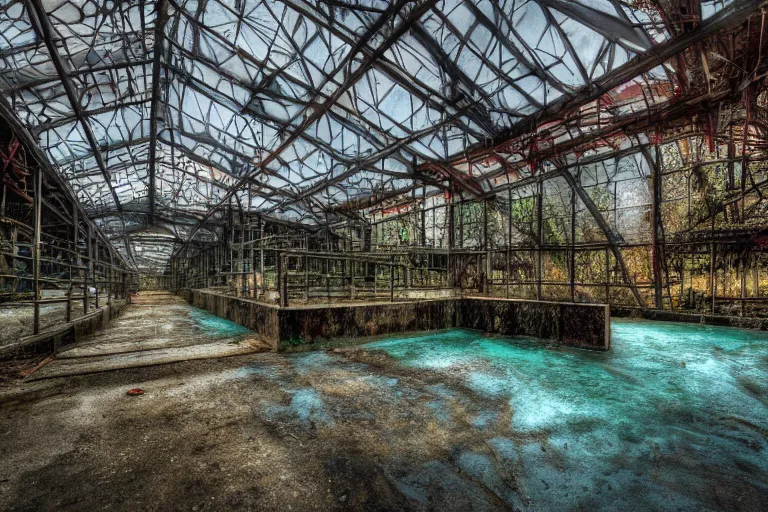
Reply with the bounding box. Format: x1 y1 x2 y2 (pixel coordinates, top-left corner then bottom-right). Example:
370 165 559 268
0 311 766 511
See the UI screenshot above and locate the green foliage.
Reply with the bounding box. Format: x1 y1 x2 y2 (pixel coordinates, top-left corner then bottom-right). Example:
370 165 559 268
587 186 612 211
510 197 534 225
458 200 485 247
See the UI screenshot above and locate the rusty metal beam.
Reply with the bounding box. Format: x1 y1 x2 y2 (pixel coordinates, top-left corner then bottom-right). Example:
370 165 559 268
0 91 134 270
440 0 764 168
421 162 488 199
148 0 169 223
265 0 761 215
328 184 423 213
477 87 736 191
23 0 136 265
559 169 646 308
23 0 123 215
174 0 436 253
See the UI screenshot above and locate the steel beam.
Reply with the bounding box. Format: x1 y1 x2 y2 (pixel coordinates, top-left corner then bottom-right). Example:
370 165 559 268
174 0 436 253
148 0 170 223
0 86 134 270
23 0 136 265
24 0 123 214
559 169 646 308
448 0 763 165
271 0 760 215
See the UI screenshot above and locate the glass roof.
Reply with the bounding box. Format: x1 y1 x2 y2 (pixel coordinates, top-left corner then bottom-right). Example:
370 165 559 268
0 0 691 268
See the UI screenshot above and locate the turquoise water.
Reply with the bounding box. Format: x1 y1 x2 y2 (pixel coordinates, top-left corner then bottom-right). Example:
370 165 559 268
365 320 768 510
186 307 251 337
237 320 766 509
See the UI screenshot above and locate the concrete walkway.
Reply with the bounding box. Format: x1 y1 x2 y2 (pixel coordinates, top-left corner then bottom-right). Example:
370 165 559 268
26 292 269 381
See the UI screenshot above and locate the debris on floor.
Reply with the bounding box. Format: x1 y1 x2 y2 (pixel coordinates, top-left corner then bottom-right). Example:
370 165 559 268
17 356 54 379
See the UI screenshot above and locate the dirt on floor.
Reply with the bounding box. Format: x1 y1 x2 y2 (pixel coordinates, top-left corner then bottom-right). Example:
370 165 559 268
0 332 765 512
0 348 533 512
0 354 48 385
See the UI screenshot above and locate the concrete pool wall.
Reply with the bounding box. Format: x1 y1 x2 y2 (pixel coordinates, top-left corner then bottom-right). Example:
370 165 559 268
183 289 610 351
613 306 768 330
458 297 610 350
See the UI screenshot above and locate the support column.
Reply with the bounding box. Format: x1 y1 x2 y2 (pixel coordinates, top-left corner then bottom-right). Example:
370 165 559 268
305 250 310 303
711 216 717 314
448 194 455 287
648 147 664 309
83 227 90 313
483 199 490 296
536 179 543 301
93 235 99 309
605 248 610 303
66 284 73 323
239 226 246 297
507 189 512 299
259 215 264 299
740 257 747 315
71 199 78 317
390 255 395 302
32 163 41 334
0 147 6 217
754 257 760 299
107 250 113 307
420 186 427 247
570 184 576 303
277 252 288 307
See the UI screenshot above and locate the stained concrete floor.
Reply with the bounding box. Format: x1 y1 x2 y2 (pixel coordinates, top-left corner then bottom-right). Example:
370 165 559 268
0 308 766 511
25 293 270 381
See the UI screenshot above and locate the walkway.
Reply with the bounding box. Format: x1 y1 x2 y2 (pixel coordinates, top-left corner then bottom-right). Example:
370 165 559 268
26 292 269 381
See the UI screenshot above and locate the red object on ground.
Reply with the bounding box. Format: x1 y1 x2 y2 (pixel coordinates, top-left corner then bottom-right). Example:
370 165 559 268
126 388 144 396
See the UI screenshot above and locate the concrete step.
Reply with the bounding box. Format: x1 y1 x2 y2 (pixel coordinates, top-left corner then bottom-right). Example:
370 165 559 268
130 292 187 306
27 338 268 381
22 295 268 381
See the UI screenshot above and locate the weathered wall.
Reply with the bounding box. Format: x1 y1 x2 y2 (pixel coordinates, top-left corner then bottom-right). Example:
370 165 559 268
185 290 610 351
186 289 280 349
612 307 768 331
0 300 129 360
459 297 610 350
278 300 456 350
